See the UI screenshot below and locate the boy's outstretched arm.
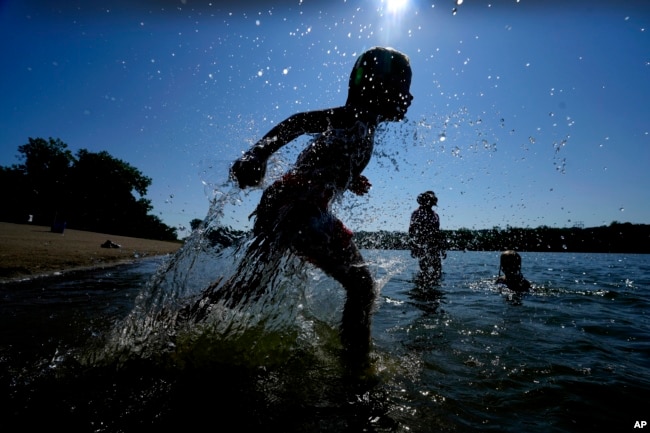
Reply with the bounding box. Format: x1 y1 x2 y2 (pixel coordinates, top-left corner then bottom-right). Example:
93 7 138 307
230 110 335 188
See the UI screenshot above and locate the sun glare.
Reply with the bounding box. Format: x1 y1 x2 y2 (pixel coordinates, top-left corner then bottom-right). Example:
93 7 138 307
385 0 409 14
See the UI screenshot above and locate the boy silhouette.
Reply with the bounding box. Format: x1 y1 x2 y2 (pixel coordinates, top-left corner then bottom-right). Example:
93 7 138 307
409 191 446 282
190 47 413 363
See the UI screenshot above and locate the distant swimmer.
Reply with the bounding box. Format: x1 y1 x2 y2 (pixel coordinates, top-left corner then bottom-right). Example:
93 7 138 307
495 250 531 292
189 47 413 366
408 191 446 282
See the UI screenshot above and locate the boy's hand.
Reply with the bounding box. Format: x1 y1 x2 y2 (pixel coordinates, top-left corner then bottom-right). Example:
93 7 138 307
230 152 267 188
349 175 371 196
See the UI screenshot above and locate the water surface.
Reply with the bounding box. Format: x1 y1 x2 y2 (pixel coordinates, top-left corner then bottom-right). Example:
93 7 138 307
1 251 648 432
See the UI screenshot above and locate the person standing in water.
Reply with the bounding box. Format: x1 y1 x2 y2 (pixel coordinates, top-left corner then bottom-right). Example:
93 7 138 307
495 250 531 292
408 191 446 282
190 47 413 364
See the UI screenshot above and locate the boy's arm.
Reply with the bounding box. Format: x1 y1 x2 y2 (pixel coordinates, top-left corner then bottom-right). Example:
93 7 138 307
230 109 335 188
348 175 371 195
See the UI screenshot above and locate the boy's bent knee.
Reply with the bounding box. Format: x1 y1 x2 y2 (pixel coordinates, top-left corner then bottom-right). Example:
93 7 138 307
341 265 374 292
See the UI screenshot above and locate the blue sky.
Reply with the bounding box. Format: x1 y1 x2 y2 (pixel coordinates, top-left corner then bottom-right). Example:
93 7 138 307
1 0 648 237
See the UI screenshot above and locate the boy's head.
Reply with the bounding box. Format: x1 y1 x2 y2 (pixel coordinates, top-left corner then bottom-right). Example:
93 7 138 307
347 46 412 120
500 250 522 275
417 191 438 207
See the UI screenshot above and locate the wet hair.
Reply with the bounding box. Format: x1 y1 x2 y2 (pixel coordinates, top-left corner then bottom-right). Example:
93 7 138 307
499 250 522 274
417 191 438 207
346 46 411 107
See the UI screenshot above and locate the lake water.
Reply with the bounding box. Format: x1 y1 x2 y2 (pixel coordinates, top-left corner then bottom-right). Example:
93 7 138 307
1 249 649 432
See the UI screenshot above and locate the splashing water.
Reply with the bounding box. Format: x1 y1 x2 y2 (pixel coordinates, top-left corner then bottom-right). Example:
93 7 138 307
83 109 532 371
85 179 406 370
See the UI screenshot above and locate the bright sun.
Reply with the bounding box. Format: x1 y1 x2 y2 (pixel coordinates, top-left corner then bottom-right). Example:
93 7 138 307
385 0 409 14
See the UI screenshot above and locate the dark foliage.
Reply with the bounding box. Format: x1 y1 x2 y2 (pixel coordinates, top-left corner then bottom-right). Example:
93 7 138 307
355 222 650 254
0 137 177 241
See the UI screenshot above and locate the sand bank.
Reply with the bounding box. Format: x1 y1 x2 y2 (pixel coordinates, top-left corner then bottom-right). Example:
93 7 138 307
0 222 182 282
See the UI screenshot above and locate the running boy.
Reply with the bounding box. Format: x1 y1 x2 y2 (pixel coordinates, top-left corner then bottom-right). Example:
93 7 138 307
196 47 412 362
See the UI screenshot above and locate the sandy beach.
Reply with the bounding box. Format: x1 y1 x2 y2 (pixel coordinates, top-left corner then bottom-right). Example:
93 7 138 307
0 222 182 283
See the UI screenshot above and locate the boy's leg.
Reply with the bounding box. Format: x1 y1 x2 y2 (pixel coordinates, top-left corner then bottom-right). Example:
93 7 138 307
292 215 376 360
419 255 442 282
337 257 375 359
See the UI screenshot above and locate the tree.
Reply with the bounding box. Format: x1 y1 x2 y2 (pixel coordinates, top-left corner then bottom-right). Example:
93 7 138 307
190 218 203 231
0 165 29 223
0 137 177 241
12 137 75 226
67 149 155 235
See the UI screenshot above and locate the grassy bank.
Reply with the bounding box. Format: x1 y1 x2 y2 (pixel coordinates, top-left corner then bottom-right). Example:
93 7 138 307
0 222 182 282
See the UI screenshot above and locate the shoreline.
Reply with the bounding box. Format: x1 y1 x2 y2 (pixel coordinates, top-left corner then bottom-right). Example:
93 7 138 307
0 255 171 285
0 222 182 284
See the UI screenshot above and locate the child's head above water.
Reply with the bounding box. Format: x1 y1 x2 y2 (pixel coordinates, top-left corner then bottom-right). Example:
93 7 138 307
346 46 413 119
499 250 522 275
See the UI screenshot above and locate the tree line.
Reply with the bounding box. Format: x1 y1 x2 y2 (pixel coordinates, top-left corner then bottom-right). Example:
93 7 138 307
0 137 177 241
354 222 650 254
190 221 649 254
